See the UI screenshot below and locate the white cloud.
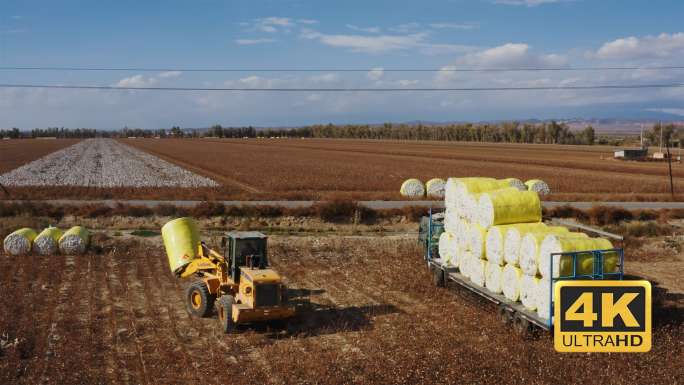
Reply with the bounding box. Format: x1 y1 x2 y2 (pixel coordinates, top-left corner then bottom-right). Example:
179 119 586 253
441 101 453 107
348 24 381 33
559 77 581 85
457 43 568 68
111 75 156 88
300 29 475 55
587 33 684 60
430 23 473 29
390 23 420 33
347 24 359 30
434 66 459 84
492 0 562 7
156 71 182 79
297 19 319 24
261 25 277 33
308 93 322 101
11 16 22 19
236 38 280 44
308 73 340 83
647 108 684 116
260 17 296 27
623 65 683 82
366 68 385 80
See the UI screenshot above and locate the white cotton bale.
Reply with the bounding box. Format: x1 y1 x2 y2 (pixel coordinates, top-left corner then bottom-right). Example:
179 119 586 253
59 226 90 255
463 194 479 224
444 178 458 214
519 231 580 276
3 228 38 255
538 236 615 280
468 223 488 260
457 219 470 250
460 250 472 278
486 223 547 266
502 264 524 302
477 190 542 230
449 236 460 267
525 179 551 196
34 227 64 255
426 178 446 198
520 275 541 310
439 232 453 263
470 259 487 287
505 178 526 191
455 179 511 216
400 179 425 197
486 263 504 294
504 226 569 267
536 278 554 320
535 232 590 278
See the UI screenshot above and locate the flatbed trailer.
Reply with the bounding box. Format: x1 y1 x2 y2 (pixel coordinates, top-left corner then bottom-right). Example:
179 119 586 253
424 211 626 338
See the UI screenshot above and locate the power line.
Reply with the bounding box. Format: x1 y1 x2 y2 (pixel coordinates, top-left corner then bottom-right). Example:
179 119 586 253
2 66 684 73
1 84 683 91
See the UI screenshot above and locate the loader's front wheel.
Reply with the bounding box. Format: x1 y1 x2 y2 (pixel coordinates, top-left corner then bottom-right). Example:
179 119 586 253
218 296 236 333
187 282 215 318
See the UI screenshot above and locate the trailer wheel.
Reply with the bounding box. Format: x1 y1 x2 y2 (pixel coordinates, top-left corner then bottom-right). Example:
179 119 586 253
187 281 215 318
433 267 444 287
430 244 440 260
498 305 512 329
513 312 532 339
218 295 236 333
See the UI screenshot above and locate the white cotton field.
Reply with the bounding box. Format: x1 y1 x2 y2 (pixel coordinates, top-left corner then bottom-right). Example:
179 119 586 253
0 139 219 188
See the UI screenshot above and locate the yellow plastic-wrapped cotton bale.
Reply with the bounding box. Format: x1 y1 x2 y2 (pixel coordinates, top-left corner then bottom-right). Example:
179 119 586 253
505 178 526 191
536 278 555 319
162 217 201 274
477 190 542 230
468 223 488 260
520 275 541 310
464 187 519 225
486 263 504 294
525 179 550 196
34 227 64 255
485 223 547 266
455 179 512 215
460 250 472 278
59 226 90 254
502 264 524 301
457 219 470 250
519 231 587 276
538 237 617 279
400 179 426 197
4 228 38 255
426 178 446 198
504 226 569 266
439 232 453 263
449 236 460 267
470 258 488 287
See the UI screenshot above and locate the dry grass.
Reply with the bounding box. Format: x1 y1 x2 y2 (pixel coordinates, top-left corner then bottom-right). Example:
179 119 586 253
0 238 681 384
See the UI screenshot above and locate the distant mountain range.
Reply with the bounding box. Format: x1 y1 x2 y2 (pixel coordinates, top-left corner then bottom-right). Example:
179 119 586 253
183 117 683 133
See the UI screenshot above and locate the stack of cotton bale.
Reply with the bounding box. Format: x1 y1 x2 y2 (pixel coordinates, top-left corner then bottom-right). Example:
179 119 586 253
4 225 90 255
400 178 448 198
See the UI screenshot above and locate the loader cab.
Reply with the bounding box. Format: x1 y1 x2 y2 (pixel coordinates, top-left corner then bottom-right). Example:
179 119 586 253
221 231 268 284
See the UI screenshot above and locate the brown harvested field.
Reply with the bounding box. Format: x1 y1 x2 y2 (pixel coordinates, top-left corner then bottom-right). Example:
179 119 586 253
0 139 84 175
1 235 682 384
1 138 683 201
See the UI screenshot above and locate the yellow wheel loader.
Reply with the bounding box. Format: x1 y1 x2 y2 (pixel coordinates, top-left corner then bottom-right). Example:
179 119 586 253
175 231 295 332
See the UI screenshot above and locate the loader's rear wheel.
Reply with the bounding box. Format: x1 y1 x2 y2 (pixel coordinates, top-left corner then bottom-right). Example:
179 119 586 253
498 304 512 329
433 267 444 287
218 296 236 333
513 312 532 340
187 282 215 318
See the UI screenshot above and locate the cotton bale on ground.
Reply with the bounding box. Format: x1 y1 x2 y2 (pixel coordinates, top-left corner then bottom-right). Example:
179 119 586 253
525 179 550 196
426 178 446 198
3 228 38 255
505 178 526 191
400 179 425 198
34 227 64 255
59 226 90 255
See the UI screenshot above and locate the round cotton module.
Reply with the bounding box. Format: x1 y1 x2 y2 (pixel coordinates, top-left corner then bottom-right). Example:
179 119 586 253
502 264 523 302
3 228 38 256
444 208 459 235
468 223 487 260
470 259 487 287
486 263 503 294
485 223 545 266
400 179 426 198
33 227 64 256
477 190 542 230
519 232 557 276
525 179 551 196
449 236 460 267
463 194 479 224
520 275 540 310
457 219 470 250
504 225 568 267
454 179 510 218
439 232 452 263
505 178 526 191
536 278 554 320
537 232 589 278
59 226 90 255
426 178 446 198
460 250 472 278
538 236 615 279
444 178 458 211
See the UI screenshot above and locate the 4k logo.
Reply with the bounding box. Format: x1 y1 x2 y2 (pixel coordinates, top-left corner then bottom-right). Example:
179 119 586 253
555 281 651 352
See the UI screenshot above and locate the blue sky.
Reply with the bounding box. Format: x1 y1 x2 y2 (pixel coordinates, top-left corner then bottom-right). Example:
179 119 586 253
1 0 683 130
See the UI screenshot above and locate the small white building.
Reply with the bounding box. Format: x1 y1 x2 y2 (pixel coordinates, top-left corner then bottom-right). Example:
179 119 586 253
614 148 648 159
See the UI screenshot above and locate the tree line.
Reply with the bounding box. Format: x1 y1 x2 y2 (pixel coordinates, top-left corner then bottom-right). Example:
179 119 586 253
3 121 682 146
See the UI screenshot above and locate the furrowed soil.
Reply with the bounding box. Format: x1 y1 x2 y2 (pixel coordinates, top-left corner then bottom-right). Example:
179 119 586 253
1 235 682 384
2 138 682 201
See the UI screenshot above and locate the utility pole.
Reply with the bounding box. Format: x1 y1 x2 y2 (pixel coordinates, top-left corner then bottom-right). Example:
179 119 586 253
641 123 644 147
660 121 663 153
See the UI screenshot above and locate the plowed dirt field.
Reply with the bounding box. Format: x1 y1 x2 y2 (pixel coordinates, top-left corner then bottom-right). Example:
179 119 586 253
1 235 682 384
